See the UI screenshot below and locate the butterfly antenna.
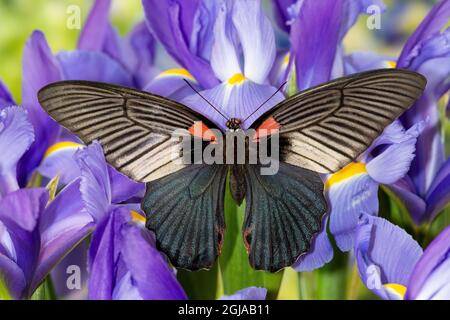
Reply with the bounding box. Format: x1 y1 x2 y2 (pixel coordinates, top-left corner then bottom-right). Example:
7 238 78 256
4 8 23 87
183 79 229 121
243 81 287 123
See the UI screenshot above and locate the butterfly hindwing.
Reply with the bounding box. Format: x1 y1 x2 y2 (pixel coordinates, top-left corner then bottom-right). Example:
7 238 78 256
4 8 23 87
252 69 426 173
38 81 217 182
242 163 327 272
142 164 228 270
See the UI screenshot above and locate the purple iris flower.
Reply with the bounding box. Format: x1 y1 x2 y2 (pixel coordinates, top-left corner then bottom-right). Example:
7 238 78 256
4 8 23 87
177 0 286 130
221 287 267 300
390 0 450 225
344 0 450 226
0 183 94 299
355 214 450 300
294 121 421 271
18 0 155 187
0 81 15 109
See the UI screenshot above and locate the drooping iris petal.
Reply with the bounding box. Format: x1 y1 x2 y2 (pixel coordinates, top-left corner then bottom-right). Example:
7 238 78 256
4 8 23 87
182 80 285 130
405 225 450 300
19 31 62 185
366 124 421 185
56 50 133 87
75 142 111 222
77 0 112 52
0 107 34 195
142 0 219 88
232 0 276 84
31 180 94 292
326 164 378 251
355 214 423 300
425 159 450 221
221 287 267 300
0 81 14 109
293 216 333 272
290 0 343 90
37 141 83 185
120 223 187 300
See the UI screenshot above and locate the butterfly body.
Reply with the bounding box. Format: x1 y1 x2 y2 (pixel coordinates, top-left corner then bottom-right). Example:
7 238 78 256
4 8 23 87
38 69 426 272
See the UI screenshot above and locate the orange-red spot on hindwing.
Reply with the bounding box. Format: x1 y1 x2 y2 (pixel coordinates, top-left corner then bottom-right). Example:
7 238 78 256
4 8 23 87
188 121 217 142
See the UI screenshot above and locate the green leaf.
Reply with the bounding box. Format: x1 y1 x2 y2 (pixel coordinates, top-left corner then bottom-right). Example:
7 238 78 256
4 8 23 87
30 276 56 300
177 263 221 300
277 268 300 299
219 178 283 300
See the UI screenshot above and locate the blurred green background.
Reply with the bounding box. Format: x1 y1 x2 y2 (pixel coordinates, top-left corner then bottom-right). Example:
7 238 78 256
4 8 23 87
0 0 436 103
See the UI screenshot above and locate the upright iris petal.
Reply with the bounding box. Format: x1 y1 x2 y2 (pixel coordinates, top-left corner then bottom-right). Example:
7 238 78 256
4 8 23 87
0 107 34 196
142 0 219 88
0 81 15 109
182 0 285 130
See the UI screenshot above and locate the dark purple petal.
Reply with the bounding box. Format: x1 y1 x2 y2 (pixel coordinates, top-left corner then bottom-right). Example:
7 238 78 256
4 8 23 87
221 287 267 300
290 0 343 90
0 81 14 109
398 0 450 68
75 142 111 222
31 180 94 292
56 50 133 86
19 31 62 184
120 223 187 300
293 216 333 271
355 214 422 300
108 167 144 204
77 0 112 51
425 158 450 222
124 22 157 88
142 0 219 88
406 225 450 300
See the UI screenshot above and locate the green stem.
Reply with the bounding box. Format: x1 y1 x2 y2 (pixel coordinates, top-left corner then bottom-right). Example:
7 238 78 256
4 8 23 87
346 263 360 300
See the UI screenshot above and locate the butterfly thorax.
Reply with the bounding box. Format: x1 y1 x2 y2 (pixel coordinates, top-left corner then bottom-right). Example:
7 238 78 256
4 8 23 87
226 118 242 131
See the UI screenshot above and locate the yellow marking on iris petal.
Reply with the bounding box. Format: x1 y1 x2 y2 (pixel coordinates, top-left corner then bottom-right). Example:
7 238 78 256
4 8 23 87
325 162 367 189
130 210 146 224
158 68 194 80
44 141 83 159
386 61 397 68
227 73 246 85
384 283 407 299
283 53 290 66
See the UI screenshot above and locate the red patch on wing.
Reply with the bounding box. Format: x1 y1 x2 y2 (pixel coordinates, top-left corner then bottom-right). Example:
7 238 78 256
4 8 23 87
253 117 281 141
188 121 217 142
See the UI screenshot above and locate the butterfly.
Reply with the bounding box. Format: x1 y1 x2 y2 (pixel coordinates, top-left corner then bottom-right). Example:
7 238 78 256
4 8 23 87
38 69 426 272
